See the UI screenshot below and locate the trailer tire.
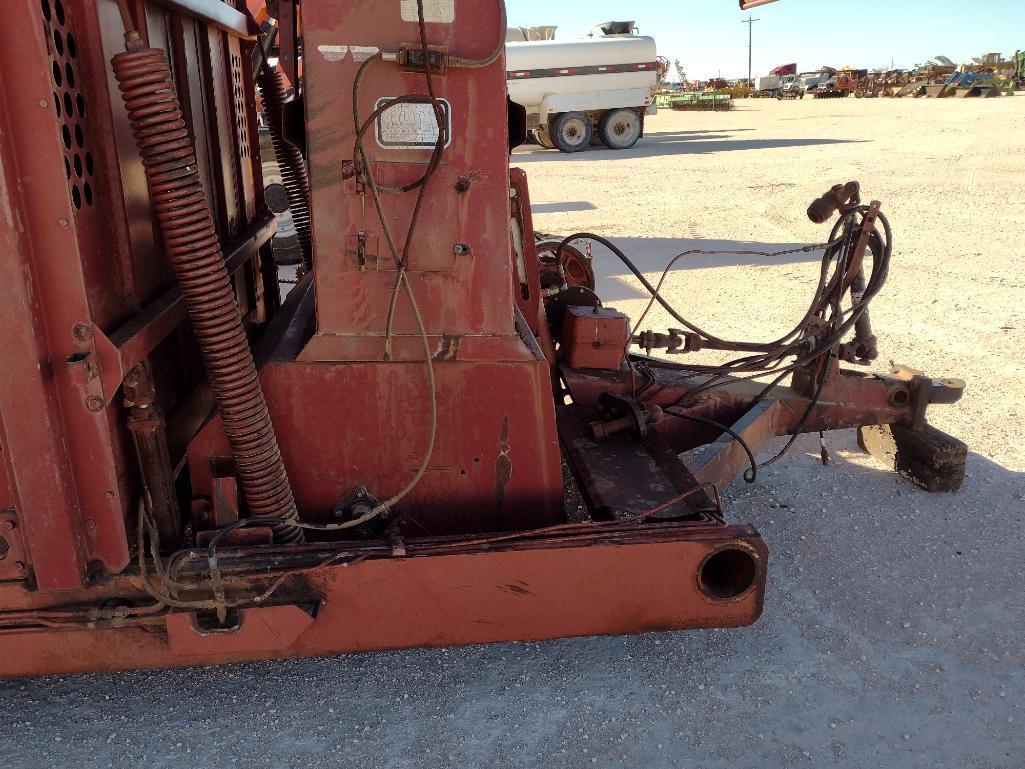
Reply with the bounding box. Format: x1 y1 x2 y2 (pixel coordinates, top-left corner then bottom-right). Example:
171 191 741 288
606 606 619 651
599 108 642 150
854 88 866 98
550 112 593 153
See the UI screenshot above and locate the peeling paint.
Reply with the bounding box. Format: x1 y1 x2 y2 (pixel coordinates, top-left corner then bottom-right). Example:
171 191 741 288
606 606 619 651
493 416 512 509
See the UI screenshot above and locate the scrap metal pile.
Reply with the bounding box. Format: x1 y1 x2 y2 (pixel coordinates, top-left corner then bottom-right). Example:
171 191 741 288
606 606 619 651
0 0 966 677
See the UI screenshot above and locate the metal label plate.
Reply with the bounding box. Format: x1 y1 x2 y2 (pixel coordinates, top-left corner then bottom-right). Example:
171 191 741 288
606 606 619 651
374 98 452 150
400 0 454 23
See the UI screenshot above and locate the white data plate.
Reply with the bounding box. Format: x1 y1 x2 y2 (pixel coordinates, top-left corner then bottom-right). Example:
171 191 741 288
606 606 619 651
375 98 452 150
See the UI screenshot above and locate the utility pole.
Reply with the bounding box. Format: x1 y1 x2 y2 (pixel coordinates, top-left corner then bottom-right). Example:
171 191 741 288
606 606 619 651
742 15 760 89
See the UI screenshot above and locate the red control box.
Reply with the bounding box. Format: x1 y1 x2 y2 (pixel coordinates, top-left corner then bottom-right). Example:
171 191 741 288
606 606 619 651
562 306 630 370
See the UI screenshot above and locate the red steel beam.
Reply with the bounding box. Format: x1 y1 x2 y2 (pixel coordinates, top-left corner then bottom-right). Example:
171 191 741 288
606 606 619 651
0 525 767 676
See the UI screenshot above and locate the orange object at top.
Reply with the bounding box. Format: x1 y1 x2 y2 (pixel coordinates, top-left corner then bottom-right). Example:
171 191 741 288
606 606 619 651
246 0 270 24
739 0 780 8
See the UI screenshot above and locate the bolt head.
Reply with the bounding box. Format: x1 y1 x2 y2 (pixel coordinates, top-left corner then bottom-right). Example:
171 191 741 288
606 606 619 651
2 521 14 530
86 396 105 412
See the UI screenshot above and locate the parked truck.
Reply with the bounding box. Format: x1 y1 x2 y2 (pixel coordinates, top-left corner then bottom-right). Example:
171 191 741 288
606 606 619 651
756 75 782 96
779 69 834 99
507 24 661 152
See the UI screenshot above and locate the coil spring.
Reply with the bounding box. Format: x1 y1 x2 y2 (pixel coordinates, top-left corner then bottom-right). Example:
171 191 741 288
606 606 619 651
257 66 313 266
113 47 303 544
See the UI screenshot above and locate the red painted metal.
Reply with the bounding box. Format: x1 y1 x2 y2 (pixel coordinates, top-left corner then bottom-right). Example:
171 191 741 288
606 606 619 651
303 0 513 346
509 168 544 334
0 0 270 587
562 306 630 370
112 41 302 542
0 524 766 677
180 0 566 536
0 0 964 678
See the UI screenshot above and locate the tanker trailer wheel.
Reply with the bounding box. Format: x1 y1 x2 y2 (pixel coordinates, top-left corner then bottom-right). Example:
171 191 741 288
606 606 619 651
599 109 642 150
551 112 592 153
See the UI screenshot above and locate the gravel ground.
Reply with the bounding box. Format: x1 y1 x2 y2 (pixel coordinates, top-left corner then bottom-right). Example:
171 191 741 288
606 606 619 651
3 99 1023 768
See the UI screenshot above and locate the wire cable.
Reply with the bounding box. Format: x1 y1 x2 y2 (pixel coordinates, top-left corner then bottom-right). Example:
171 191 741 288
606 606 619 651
347 0 445 518
663 410 758 483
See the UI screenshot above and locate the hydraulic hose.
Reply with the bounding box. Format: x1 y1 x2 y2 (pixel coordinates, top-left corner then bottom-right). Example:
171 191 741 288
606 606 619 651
257 64 313 267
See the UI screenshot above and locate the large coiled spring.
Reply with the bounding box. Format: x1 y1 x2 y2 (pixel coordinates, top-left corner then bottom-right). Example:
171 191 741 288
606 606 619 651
257 65 313 266
112 47 303 544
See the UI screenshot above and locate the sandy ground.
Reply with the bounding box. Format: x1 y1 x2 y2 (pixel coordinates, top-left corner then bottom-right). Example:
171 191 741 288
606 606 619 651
3 98 1024 768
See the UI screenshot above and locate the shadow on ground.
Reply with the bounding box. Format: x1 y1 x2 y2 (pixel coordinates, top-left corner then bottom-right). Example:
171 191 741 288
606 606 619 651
513 130 867 162
530 201 598 214
575 235 831 303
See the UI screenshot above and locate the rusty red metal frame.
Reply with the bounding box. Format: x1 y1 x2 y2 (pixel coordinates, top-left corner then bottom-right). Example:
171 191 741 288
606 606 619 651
0 0 965 678
0 522 767 675
562 360 963 495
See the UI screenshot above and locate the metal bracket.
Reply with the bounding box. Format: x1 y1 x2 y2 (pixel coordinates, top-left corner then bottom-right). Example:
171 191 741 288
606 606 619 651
0 512 28 582
65 323 124 412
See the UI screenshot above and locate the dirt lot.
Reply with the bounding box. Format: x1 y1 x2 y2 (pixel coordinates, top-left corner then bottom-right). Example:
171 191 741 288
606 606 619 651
3 98 1023 768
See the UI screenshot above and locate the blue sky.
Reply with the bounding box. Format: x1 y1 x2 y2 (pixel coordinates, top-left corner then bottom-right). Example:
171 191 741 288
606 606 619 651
506 0 1023 79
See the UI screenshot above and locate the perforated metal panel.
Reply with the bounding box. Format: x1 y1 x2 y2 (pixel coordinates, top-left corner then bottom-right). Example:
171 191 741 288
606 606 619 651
40 0 95 210
231 50 251 161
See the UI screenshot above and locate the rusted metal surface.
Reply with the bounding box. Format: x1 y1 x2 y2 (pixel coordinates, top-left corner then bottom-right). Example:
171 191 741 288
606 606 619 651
0 0 966 678
559 407 721 521
113 38 302 542
106 216 277 375
0 524 766 677
0 513 30 583
689 401 781 489
179 2 567 538
0 0 132 588
303 0 512 349
152 0 254 38
563 361 962 466
0 0 272 588
562 306 630 370
124 363 181 549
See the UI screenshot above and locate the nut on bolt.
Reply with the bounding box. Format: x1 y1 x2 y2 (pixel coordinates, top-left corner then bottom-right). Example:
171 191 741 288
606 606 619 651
73 323 93 342
453 243 471 256
86 396 105 412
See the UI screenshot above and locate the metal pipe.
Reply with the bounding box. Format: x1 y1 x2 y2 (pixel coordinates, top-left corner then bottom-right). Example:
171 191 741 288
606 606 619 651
124 363 181 551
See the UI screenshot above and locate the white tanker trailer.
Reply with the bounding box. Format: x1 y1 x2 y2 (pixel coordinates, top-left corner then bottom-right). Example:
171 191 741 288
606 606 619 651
506 32 661 152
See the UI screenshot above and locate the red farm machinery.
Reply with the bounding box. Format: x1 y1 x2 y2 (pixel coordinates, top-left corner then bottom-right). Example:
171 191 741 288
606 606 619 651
0 0 965 676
